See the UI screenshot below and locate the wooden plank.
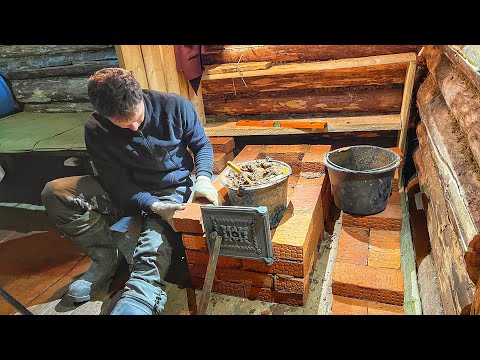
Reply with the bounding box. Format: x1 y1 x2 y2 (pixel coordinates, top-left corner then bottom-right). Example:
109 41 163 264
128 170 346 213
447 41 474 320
188 83 206 125
202 63 408 95
140 45 167 92
400 192 423 315
203 45 422 65
204 86 403 115
160 45 181 94
6 59 118 80
437 45 480 92
114 45 149 89
204 115 400 136
197 234 222 315
204 61 272 75
202 53 417 80
397 61 416 154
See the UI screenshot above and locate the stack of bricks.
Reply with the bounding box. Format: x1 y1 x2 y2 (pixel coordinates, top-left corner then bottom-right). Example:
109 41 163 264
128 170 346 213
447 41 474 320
210 137 235 174
331 147 405 315
173 144 332 306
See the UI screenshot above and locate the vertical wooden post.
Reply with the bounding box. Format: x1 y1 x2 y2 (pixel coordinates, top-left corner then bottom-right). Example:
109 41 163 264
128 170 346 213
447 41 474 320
114 45 149 89
189 83 206 125
397 61 417 154
140 45 168 92
160 45 182 94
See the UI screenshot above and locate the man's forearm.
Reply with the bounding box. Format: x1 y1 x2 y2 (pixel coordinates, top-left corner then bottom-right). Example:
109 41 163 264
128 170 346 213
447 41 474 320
193 141 214 178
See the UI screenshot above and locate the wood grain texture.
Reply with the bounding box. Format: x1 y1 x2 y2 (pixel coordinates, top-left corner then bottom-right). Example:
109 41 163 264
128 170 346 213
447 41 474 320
204 61 272 75
140 45 167 92
437 45 480 92
202 63 407 95
425 46 480 170
114 45 149 89
414 128 475 314
397 61 416 153
11 77 90 103
203 45 422 65
204 114 400 136
203 86 403 115
0 45 112 58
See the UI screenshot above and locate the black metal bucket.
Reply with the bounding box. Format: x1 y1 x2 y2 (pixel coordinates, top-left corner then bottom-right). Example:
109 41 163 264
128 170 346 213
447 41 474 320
221 159 292 229
323 145 402 215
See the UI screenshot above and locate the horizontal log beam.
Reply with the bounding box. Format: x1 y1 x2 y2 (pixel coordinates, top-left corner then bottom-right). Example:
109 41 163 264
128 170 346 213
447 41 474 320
0 45 113 59
202 63 407 95
23 102 94 113
203 86 403 115
204 61 272 75
11 77 89 103
202 53 417 81
437 45 480 92
6 60 118 80
203 45 422 65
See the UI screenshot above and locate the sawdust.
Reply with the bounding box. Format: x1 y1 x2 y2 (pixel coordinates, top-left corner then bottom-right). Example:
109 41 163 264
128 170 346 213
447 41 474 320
225 158 285 188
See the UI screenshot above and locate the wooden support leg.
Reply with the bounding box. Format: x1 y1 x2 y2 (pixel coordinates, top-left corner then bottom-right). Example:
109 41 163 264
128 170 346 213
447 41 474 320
186 288 198 315
197 234 222 315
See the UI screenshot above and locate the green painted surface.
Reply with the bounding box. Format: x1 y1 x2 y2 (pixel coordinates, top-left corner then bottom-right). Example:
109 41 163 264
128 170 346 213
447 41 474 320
0 112 89 153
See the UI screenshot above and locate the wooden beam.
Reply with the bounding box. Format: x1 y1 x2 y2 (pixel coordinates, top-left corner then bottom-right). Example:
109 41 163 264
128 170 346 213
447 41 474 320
188 83 206 125
437 45 480 92
114 45 149 89
204 114 400 136
202 63 407 95
0 45 113 58
204 61 272 75
202 53 417 81
160 45 181 94
397 61 416 154
203 45 422 65
140 45 167 92
203 86 403 115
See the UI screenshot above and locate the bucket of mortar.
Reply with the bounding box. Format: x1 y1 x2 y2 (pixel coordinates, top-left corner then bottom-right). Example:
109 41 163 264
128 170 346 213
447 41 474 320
221 159 292 229
324 145 401 215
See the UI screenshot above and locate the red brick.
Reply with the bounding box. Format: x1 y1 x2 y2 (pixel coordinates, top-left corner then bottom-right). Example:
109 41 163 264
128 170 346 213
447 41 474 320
332 262 404 306
336 227 370 266
322 174 333 222
245 286 305 306
274 274 308 295
331 295 368 315
388 191 400 205
190 277 245 297
209 137 235 153
216 268 274 288
185 249 243 269
213 152 234 174
297 172 325 187
172 202 205 233
232 145 264 163
301 145 331 173
263 144 309 175
182 233 208 251
367 301 404 315
188 263 208 278
289 180 323 211
368 230 401 269
393 169 400 190
242 258 306 278
342 203 402 231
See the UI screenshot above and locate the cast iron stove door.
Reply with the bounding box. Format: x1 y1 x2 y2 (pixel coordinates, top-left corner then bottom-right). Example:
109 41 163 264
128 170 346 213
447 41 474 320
200 205 274 264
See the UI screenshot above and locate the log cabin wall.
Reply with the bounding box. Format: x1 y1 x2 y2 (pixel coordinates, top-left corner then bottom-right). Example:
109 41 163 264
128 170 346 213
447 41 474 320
202 45 421 121
414 45 480 314
0 45 118 113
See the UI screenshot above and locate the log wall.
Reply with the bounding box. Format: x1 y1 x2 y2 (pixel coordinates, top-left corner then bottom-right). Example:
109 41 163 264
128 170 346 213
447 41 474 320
414 45 480 314
201 45 422 123
0 45 118 112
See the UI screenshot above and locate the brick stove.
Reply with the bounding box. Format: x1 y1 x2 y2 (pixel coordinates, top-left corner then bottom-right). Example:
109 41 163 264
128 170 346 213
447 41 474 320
173 144 332 306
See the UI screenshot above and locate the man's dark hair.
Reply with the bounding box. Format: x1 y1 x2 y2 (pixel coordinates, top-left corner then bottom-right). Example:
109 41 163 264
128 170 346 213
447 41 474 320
87 68 143 120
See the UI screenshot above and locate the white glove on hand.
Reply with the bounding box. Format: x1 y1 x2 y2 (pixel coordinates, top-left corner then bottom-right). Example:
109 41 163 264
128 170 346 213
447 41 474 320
151 201 185 230
187 175 222 206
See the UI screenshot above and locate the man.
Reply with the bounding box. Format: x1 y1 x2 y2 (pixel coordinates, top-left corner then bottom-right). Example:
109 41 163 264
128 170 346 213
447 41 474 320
41 68 220 315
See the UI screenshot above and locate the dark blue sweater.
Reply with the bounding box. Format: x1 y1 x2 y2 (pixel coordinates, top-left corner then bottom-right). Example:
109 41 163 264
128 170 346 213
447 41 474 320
84 90 213 215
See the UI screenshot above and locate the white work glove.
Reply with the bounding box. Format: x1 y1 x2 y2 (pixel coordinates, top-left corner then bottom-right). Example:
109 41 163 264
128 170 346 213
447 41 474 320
151 201 186 230
187 175 222 206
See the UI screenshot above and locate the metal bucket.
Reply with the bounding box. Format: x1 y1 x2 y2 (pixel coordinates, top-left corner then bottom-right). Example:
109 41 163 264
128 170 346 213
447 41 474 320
324 145 402 215
221 159 292 229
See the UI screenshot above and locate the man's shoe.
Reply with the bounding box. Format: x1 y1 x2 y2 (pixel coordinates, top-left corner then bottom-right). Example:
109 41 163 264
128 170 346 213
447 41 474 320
110 296 155 315
65 261 118 303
